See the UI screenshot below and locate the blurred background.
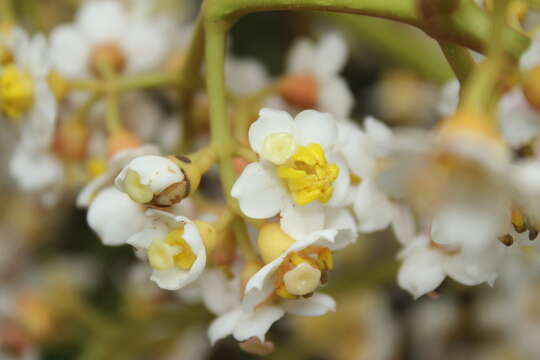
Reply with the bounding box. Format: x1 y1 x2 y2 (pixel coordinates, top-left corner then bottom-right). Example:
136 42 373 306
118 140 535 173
1 1 537 359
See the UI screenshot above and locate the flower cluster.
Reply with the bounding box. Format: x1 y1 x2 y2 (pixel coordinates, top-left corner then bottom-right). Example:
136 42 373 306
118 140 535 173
4 0 540 357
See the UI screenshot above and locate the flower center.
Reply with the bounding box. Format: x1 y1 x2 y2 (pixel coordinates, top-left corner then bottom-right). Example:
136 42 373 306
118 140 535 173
89 42 126 76
275 247 333 299
277 143 339 205
262 132 297 165
0 65 34 120
123 169 154 204
147 228 196 271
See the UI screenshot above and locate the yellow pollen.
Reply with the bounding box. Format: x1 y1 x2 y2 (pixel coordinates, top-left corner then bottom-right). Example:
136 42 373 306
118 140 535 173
86 157 107 178
262 132 296 165
0 65 34 119
123 169 153 204
147 228 196 271
277 143 339 205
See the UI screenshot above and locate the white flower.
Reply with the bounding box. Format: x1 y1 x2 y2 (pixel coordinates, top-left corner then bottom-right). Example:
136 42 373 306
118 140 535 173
282 32 353 118
204 268 335 345
225 56 271 97
336 116 401 233
394 207 504 298
50 0 172 78
437 80 459 117
115 155 185 206
127 209 206 290
231 108 350 227
2 30 60 203
77 144 159 207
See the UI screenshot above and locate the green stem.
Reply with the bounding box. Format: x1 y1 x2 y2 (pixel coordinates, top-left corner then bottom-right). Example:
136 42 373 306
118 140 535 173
204 0 529 59
98 62 123 134
115 72 176 91
439 40 475 86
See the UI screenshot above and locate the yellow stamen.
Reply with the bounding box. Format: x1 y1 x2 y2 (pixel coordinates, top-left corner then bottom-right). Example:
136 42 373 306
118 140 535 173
86 157 107 178
123 169 153 204
277 143 339 205
147 228 196 271
0 65 34 119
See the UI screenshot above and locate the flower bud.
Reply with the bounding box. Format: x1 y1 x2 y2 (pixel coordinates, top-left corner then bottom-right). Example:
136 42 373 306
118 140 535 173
106 130 141 159
278 74 318 109
89 42 126 76
53 120 89 160
194 220 218 253
523 66 540 111
257 223 295 264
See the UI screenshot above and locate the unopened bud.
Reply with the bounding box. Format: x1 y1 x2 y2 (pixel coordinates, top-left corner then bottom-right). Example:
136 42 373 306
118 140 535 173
257 223 295 264
106 131 141 159
89 42 126 76
278 74 318 109
53 120 89 160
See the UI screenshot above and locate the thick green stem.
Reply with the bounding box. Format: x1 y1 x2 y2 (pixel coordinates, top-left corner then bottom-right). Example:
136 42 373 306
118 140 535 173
204 0 529 59
439 41 475 85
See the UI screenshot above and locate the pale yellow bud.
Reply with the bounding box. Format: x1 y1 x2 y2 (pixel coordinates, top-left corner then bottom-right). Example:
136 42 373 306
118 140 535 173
257 223 295 264
283 263 321 296
194 220 218 254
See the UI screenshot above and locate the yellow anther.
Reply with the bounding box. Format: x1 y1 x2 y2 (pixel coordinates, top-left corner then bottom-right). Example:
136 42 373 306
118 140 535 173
318 248 333 271
86 157 107 178
123 169 153 204
290 253 308 266
257 223 295 264
165 228 196 270
147 238 177 271
47 71 70 101
147 228 197 272
283 263 321 296
512 208 526 233
277 143 339 205
0 65 34 119
0 47 13 65
262 132 297 165
350 173 362 185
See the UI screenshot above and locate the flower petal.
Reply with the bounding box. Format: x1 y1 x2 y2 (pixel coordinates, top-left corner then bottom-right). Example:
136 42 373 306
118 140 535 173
231 162 288 219
314 32 347 79
353 179 394 233
293 110 337 149
280 202 325 240
49 25 90 78
76 0 127 43
318 77 353 119
248 108 295 155
233 306 285 342
398 248 445 299
87 187 148 246
286 39 315 74
282 293 336 316
208 308 243 345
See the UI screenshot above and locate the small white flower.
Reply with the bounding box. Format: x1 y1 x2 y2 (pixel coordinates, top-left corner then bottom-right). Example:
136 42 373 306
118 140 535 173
394 208 503 299
77 144 159 207
231 108 350 228
127 209 206 290
225 56 271 97
50 0 172 78
336 116 400 233
283 32 353 118
115 155 185 206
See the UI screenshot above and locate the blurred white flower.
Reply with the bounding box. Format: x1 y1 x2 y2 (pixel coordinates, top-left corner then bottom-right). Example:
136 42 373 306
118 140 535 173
280 32 353 118
225 57 271 97
50 0 173 78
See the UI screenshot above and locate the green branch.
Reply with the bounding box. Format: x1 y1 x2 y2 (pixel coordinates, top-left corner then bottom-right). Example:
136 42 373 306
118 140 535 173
438 40 475 85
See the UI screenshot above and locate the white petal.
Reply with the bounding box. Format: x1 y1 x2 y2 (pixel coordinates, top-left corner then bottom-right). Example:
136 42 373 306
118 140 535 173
76 0 127 43
498 89 540 148
280 202 325 240
233 306 285 342
437 80 460 117
248 108 295 155
318 77 353 119
398 248 445 299
364 116 393 151
391 204 417 245
324 208 357 249
87 187 148 246
21 80 57 150
293 110 337 149
49 25 90 78
326 155 350 207
208 308 243 345
9 147 62 191
231 162 288 219
314 32 347 79
200 269 241 315
122 22 170 73
353 179 395 233
282 293 336 316
444 252 499 286
286 39 315 74
226 57 270 96
115 155 183 194
520 31 540 71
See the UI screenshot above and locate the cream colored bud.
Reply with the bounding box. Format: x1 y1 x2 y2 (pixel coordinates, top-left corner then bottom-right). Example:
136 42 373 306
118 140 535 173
257 223 295 264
